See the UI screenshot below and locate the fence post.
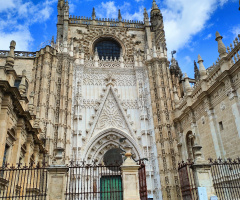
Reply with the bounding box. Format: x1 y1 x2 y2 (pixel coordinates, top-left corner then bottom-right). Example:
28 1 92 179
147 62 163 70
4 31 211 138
47 148 68 200
121 146 141 200
192 145 216 199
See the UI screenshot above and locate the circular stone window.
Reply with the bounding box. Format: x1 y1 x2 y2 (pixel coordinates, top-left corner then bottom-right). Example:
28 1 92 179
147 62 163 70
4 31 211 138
103 148 124 168
94 38 121 60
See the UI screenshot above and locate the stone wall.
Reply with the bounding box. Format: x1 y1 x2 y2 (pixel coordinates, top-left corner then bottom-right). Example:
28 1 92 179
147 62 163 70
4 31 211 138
174 33 240 162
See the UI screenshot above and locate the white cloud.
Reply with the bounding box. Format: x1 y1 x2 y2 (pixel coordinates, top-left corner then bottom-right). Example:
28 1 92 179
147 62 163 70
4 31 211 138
0 0 57 51
0 26 33 51
161 0 231 54
96 1 144 21
184 55 192 64
231 25 240 38
96 1 118 19
203 33 213 40
0 0 15 12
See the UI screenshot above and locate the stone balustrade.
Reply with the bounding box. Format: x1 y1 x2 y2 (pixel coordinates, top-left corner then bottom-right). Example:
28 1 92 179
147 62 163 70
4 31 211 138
0 50 36 58
69 15 145 29
84 56 135 69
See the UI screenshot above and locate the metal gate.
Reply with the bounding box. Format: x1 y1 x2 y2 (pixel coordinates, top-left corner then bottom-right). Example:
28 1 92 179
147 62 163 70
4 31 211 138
209 158 240 200
65 161 123 200
138 161 148 200
0 163 48 199
178 161 198 200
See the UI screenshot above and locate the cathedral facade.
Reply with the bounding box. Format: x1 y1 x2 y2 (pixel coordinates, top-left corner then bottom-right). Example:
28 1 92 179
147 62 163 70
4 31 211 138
0 0 240 200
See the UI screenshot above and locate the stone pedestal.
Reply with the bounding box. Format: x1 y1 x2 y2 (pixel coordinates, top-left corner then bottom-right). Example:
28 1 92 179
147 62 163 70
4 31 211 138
192 164 216 200
47 167 68 200
121 146 140 200
47 147 68 200
192 145 216 199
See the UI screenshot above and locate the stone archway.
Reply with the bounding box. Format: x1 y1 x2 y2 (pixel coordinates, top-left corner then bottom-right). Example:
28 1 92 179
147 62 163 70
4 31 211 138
82 128 142 164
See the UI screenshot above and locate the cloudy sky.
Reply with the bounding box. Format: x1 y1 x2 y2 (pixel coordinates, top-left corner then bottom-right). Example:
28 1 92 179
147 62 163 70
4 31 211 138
0 0 239 77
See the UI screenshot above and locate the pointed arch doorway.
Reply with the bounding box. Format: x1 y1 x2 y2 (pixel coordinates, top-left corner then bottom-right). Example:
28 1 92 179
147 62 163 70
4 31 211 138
100 148 124 200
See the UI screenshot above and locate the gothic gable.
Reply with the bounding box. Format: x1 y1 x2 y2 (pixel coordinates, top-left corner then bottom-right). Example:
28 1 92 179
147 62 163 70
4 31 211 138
88 86 135 139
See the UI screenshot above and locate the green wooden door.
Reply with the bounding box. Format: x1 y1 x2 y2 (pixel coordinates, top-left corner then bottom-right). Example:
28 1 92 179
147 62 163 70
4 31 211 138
100 175 123 200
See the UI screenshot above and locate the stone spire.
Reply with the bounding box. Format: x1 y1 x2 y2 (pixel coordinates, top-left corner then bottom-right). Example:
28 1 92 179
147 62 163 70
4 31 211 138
19 70 27 96
92 7 96 20
197 54 207 79
144 8 150 25
194 60 200 81
170 57 183 77
184 73 192 95
65 0 69 8
215 31 227 59
118 9 122 22
152 0 159 10
5 40 16 68
51 36 55 47
170 57 177 75
58 0 64 8
176 61 183 78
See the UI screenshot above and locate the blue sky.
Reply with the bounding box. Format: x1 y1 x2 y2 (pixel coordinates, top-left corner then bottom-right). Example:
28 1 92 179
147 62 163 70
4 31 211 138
0 0 239 78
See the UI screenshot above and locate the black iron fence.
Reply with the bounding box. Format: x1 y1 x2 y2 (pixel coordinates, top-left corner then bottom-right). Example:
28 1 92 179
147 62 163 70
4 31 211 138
65 161 123 200
209 158 240 200
178 161 198 200
0 160 148 200
0 163 48 200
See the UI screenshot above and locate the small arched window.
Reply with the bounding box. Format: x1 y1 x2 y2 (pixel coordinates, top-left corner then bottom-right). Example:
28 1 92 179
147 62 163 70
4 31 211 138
95 38 121 60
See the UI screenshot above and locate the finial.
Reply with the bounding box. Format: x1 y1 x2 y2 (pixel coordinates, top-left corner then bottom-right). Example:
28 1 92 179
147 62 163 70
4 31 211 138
28 92 34 114
173 86 180 103
170 57 177 75
33 107 41 128
92 7 96 20
215 31 227 59
118 9 122 21
19 70 27 96
152 0 159 10
197 54 207 79
144 8 150 25
184 73 192 95
5 40 16 68
51 36 55 47
194 60 200 81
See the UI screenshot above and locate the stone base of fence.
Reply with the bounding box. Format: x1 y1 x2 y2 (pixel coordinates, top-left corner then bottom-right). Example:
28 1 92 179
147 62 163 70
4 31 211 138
121 146 140 200
192 164 216 199
47 166 69 200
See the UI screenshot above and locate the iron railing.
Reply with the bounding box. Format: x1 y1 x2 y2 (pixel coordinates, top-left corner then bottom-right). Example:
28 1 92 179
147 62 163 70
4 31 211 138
209 158 240 200
65 161 123 200
0 163 48 199
178 161 198 200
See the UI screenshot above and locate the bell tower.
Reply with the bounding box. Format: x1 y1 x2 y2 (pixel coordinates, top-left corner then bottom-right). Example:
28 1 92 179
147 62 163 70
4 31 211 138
146 1 181 199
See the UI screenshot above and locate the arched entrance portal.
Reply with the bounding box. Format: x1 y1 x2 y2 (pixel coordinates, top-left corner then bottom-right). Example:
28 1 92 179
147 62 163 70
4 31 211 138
82 128 142 164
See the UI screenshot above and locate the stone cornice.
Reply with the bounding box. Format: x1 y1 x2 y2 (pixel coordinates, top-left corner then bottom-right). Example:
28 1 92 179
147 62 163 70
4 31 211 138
0 80 46 153
173 62 240 122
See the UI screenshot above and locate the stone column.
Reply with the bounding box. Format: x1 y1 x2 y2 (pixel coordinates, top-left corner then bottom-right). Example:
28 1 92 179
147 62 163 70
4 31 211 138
47 148 68 200
192 145 216 200
0 96 10 167
121 146 140 200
